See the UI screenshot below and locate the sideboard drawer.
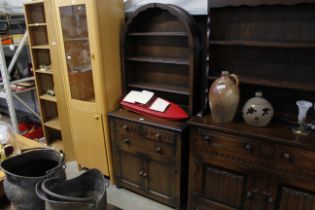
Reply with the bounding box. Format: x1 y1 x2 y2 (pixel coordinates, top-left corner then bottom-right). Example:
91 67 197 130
195 128 260 157
115 119 176 145
275 145 315 172
117 133 176 161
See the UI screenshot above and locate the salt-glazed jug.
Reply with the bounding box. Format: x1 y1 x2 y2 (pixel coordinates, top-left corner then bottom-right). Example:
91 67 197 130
242 91 274 127
208 71 240 123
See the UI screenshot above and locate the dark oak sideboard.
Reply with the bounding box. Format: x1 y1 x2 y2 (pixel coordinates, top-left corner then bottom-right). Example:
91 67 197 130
188 115 315 210
109 109 189 210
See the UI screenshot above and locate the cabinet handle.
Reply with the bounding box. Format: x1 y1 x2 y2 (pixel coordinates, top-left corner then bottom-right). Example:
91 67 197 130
142 172 148 177
123 138 130 145
122 124 128 130
138 171 144 176
155 132 161 140
245 144 252 151
203 135 211 143
94 115 99 120
283 153 291 160
155 147 161 153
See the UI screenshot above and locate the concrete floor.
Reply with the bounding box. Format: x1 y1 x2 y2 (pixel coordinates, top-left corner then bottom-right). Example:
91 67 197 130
107 184 174 210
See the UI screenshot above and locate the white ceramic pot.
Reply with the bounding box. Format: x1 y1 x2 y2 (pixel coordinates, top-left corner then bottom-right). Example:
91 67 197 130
242 91 274 127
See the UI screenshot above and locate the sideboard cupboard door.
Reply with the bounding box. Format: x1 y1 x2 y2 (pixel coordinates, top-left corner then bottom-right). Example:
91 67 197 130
115 150 144 192
277 187 315 210
144 158 177 207
190 162 251 210
70 108 108 175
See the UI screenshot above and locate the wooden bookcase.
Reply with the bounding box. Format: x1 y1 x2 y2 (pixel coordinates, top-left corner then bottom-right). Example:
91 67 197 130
122 3 201 114
24 0 75 158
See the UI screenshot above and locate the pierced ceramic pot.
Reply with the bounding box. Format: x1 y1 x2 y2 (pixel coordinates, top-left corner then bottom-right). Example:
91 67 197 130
242 91 274 127
209 71 240 123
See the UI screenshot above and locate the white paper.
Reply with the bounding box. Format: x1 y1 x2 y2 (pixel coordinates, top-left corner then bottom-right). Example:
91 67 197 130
150 98 170 112
122 90 141 103
135 90 154 104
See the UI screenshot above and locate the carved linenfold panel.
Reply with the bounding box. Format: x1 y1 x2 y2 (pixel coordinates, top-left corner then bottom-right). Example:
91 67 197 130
203 166 245 208
279 187 315 210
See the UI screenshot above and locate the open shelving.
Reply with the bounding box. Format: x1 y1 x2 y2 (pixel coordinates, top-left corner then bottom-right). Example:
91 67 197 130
204 1 315 117
123 4 200 114
24 1 63 150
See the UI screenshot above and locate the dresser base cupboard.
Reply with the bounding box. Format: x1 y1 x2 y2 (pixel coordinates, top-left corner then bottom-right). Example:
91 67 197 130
188 115 315 210
53 0 124 177
109 109 189 210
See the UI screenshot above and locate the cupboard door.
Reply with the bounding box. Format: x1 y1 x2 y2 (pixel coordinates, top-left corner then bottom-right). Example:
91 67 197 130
144 158 176 206
278 187 315 210
116 150 144 192
70 108 109 175
193 162 250 210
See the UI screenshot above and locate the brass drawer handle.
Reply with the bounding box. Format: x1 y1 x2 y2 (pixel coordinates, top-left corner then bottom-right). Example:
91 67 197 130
139 171 144 176
123 138 130 145
155 147 161 153
155 132 161 140
142 172 148 177
283 153 291 160
122 124 128 130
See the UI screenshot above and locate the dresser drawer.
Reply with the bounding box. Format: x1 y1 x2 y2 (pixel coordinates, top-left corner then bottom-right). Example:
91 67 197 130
275 145 315 172
195 128 260 157
115 119 176 145
117 133 176 161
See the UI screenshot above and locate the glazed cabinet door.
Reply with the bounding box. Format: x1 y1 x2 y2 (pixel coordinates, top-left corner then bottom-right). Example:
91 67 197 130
54 0 101 112
277 187 315 210
70 108 109 175
115 150 145 192
144 158 177 207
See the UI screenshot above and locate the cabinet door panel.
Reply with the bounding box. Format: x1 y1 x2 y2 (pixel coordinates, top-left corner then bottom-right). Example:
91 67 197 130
145 159 176 206
70 108 108 175
278 187 315 210
193 161 250 210
118 151 144 191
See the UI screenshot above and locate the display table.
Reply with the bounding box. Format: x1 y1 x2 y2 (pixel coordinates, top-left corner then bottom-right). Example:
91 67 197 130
0 135 44 196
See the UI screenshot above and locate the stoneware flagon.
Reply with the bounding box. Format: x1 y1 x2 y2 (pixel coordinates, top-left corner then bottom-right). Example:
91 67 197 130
209 71 240 123
242 91 274 127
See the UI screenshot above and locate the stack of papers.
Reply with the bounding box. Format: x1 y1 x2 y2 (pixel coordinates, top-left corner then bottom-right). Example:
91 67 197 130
122 90 170 112
123 90 154 104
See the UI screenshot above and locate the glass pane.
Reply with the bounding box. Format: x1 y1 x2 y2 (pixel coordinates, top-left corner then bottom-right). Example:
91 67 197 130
59 4 95 102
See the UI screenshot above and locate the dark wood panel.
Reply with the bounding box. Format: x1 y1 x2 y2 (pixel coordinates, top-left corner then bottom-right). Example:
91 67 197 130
145 158 176 206
203 166 245 208
117 150 144 190
279 187 315 210
210 4 315 43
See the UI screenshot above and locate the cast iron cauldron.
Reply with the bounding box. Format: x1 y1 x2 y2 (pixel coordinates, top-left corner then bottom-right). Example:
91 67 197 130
0 149 65 210
37 169 108 210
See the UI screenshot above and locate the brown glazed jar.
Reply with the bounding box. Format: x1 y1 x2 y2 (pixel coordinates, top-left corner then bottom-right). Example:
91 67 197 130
209 71 240 123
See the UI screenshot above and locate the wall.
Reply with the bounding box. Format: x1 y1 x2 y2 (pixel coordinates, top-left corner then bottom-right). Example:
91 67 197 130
125 0 207 15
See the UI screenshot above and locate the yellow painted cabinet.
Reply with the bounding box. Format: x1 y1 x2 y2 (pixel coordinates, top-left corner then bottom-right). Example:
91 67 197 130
53 0 124 178
70 108 108 174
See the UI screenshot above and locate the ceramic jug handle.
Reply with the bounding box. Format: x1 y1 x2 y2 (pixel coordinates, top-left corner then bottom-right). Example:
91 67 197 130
229 74 239 86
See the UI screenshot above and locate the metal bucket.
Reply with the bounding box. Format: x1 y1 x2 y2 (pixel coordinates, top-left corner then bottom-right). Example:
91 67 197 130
37 169 108 210
0 149 65 210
